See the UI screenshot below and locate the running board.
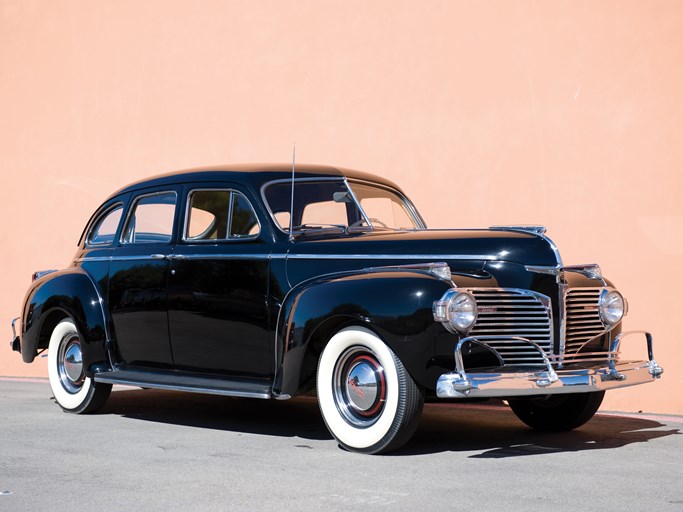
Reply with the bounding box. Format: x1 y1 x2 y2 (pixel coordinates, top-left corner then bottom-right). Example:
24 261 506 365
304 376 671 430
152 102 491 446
94 368 272 399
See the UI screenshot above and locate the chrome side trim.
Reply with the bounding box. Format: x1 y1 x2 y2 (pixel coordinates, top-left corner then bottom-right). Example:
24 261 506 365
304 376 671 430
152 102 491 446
77 254 274 263
110 255 174 262
78 252 495 264
285 253 496 261
169 254 270 261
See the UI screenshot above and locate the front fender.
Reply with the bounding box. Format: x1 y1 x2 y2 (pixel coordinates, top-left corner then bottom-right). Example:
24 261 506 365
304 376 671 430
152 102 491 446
273 270 453 396
20 268 109 371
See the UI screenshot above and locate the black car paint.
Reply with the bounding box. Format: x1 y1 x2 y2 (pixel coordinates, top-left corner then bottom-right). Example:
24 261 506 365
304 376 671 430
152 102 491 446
17 164 609 397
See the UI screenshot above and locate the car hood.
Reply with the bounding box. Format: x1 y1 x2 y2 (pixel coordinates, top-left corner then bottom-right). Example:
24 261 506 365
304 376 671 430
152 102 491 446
285 228 560 270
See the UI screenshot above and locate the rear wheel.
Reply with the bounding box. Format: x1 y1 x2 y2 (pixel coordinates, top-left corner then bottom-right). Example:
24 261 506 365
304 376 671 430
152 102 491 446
316 326 424 454
47 319 111 413
508 391 605 431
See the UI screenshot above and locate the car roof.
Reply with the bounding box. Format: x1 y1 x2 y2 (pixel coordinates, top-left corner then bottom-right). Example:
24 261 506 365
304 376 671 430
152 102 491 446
107 163 405 199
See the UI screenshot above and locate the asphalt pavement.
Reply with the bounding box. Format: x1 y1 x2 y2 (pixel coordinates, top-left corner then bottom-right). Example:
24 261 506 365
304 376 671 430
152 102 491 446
1 378 681 512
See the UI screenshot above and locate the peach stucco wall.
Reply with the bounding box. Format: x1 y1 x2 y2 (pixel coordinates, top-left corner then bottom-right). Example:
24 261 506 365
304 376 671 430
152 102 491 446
1 1 681 414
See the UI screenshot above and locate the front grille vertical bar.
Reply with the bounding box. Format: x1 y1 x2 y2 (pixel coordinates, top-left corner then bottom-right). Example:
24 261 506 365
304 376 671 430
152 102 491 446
556 279 569 367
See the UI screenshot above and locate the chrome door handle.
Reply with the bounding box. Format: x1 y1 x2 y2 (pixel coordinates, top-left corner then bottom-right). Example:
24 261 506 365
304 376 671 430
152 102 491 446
150 254 167 260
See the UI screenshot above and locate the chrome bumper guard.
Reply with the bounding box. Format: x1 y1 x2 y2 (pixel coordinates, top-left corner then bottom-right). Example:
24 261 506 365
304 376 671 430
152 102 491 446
436 331 663 399
10 317 20 352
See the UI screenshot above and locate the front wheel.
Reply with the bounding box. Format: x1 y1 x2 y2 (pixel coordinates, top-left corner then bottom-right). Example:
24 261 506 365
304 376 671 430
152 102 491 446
47 319 112 413
508 391 605 431
316 326 424 454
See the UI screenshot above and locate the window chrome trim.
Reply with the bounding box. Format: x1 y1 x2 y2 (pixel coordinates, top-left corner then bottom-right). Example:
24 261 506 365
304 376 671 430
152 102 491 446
120 190 178 245
85 203 124 248
229 190 261 240
343 177 372 228
181 188 261 243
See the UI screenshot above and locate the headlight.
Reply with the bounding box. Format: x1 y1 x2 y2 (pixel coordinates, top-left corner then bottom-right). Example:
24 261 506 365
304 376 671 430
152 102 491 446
599 289 626 326
433 289 477 333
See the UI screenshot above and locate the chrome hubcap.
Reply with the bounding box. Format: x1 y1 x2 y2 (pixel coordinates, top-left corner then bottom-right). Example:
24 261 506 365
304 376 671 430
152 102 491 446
58 334 84 394
333 347 386 427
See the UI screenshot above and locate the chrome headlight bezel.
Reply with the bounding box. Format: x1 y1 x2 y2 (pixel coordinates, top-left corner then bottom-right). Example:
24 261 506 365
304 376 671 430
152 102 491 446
433 289 478 334
598 288 627 326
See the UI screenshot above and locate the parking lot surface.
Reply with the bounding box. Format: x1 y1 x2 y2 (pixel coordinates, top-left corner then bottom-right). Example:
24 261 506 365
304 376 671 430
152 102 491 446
1 378 681 512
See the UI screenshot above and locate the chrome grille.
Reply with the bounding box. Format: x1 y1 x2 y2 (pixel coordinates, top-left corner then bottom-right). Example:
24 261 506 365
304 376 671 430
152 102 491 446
564 288 606 354
468 289 553 366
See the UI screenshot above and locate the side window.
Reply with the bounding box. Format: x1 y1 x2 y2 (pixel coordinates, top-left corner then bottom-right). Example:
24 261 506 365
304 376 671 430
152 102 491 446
230 192 260 238
88 205 123 246
184 189 260 241
186 190 230 240
122 191 177 244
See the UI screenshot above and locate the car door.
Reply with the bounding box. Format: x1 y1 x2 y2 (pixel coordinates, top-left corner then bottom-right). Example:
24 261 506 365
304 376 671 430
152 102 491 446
167 185 272 378
108 188 179 369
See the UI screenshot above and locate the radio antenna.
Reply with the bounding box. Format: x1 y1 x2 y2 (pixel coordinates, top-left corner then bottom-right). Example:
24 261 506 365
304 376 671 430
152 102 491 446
288 142 296 241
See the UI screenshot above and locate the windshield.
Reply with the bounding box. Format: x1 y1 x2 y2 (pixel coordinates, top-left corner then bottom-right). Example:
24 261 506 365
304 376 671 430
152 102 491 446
263 179 424 233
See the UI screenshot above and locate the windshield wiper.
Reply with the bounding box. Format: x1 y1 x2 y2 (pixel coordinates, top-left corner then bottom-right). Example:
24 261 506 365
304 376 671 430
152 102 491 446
292 223 348 233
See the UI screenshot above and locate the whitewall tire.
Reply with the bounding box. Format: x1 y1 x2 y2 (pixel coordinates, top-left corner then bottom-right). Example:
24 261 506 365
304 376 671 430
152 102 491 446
316 326 424 454
47 319 111 413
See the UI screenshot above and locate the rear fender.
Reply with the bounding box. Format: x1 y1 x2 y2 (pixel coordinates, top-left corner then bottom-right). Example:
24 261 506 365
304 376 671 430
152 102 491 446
273 270 452 397
20 268 110 373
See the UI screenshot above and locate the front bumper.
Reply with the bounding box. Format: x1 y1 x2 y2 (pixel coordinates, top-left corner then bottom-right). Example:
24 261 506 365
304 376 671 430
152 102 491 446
437 330 663 399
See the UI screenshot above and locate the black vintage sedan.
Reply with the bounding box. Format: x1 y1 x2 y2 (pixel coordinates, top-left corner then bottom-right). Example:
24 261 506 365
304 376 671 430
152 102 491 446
11 164 663 454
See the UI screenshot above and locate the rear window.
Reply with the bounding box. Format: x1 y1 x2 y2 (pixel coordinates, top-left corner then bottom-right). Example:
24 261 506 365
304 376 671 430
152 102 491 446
87 205 123 246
